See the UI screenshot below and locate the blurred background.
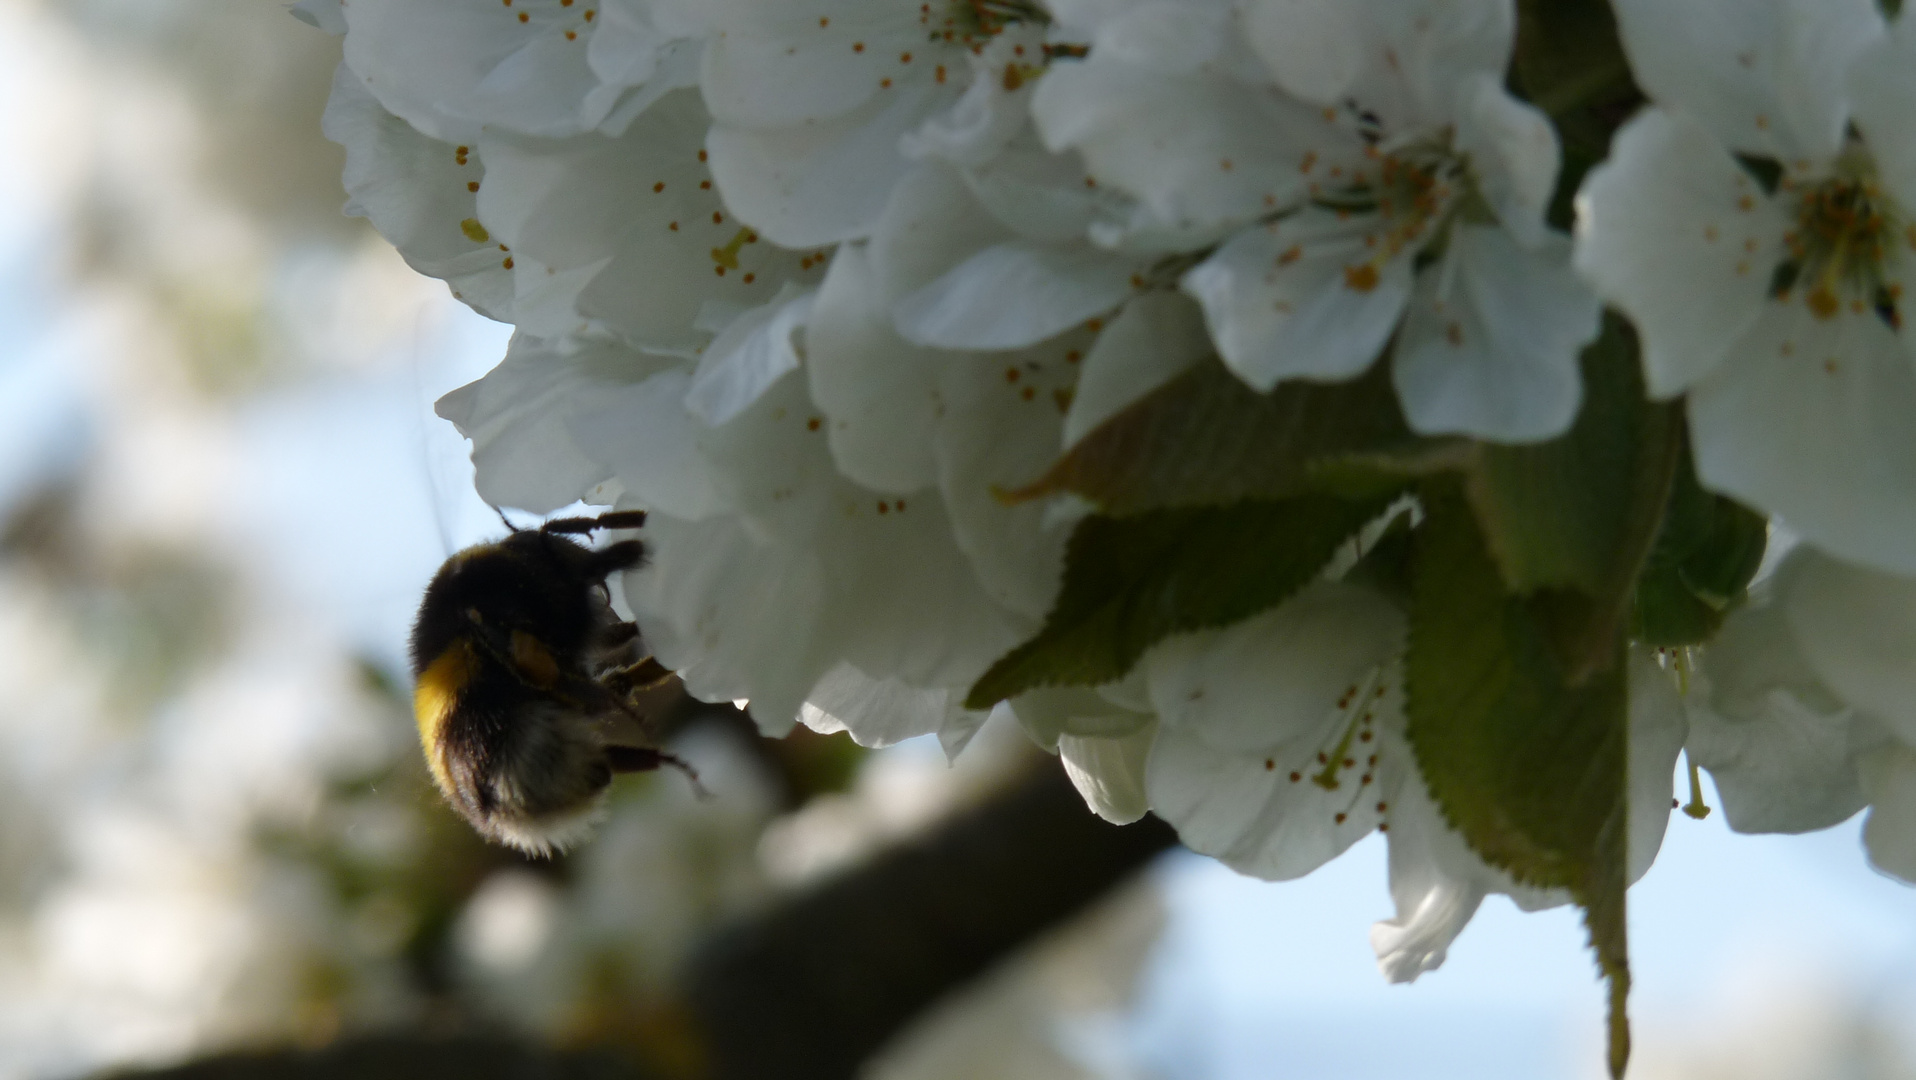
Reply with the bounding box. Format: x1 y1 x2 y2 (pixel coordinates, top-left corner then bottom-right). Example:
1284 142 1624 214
0 1 1914 1077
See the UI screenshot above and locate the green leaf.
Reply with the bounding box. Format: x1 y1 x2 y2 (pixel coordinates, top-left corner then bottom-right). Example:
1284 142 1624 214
1406 483 1633 1078
964 493 1393 709
1630 444 1770 646
1512 0 1643 231
1629 571 1726 648
1464 317 1685 679
1342 508 1416 611
1006 356 1468 516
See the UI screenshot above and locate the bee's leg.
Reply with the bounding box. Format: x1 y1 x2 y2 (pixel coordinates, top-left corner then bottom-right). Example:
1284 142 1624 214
601 656 675 699
578 670 682 749
581 539 647 580
589 620 643 670
604 746 708 797
590 509 650 531
541 509 648 535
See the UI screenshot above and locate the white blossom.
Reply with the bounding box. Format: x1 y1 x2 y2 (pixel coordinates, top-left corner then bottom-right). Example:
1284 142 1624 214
1033 0 1601 442
1576 0 1916 575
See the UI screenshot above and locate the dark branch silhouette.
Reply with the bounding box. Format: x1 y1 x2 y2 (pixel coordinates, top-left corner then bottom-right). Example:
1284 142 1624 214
99 1034 652 1080
679 762 1177 1080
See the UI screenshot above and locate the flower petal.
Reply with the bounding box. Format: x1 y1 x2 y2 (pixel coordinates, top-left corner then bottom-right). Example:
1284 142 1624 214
1144 583 1405 753
898 35 1035 168
1060 726 1158 825
291 0 345 35
569 368 736 521
340 0 678 140
1847 15 1916 217
627 369 1030 729
626 510 830 735
1609 0 1881 160
1243 0 1513 129
804 243 943 494
1453 73 1558 248
1239 0 1366 104
695 6 920 129
1183 212 1414 390
1689 303 1916 576
320 65 516 320
1142 587 1404 880
799 662 959 748
1393 226 1598 442
1064 291 1211 446
436 333 674 513
1624 647 1688 882
1859 743 1916 884
707 374 1030 691
685 285 815 425
587 0 705 134
1782 548 1916 746
893 242 1142 351
476 89 821 355
1008 686 1155 751
1573 108 1788 398
934 338 1087 619
1370 761 1486 984
1145 718 1389 880
962 141 1111 243
1031 55 1324 237
707 84 950 247
1691 590 1870 834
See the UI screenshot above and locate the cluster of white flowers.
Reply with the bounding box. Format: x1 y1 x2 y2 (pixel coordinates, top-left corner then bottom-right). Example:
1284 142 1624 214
304 0 1916 996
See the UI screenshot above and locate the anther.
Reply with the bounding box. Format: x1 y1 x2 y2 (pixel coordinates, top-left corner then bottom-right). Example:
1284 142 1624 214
1682 752 1712 820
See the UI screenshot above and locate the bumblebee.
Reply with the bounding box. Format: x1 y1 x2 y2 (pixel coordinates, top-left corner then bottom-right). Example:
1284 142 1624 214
409 509 690 854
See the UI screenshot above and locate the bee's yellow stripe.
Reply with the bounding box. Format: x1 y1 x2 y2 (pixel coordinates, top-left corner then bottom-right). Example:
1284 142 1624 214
414 639 477 798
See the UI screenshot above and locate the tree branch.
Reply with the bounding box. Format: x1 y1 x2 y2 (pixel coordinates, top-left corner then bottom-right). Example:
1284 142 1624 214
679 762 1178 1080
99 1034 652 1080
